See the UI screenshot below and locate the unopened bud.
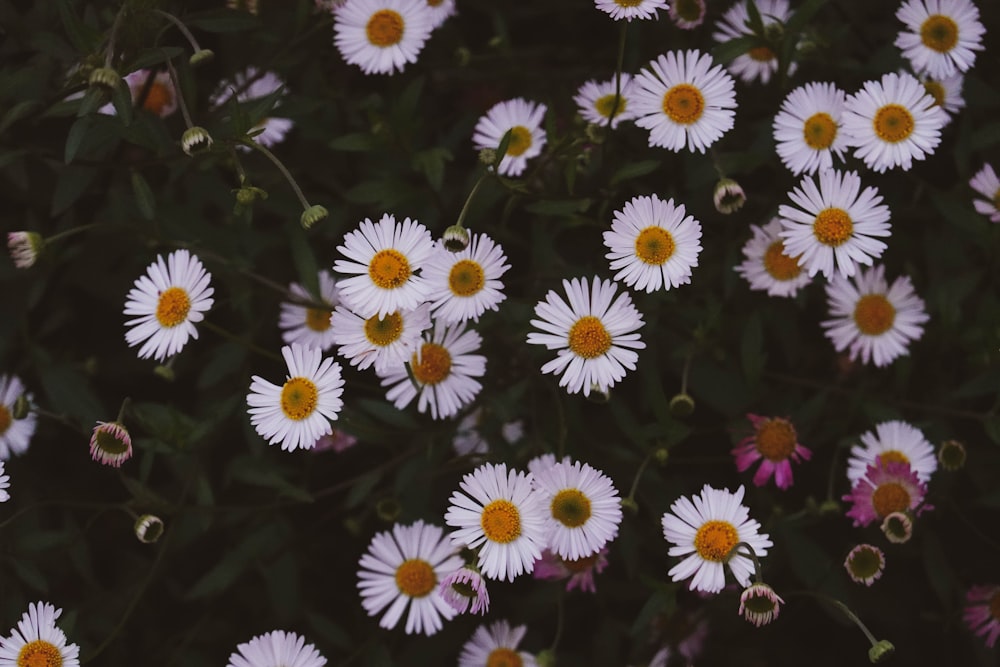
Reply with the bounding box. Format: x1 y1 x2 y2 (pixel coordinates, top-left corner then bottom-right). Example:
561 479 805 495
376 497 401 522
621 497 639 514
586 384 611 404
868 640 894 663
668 393 695 417
535 649 557 667
478 148 497 166
134 514 164 544
12 395 31 420
88 66 120 92
189 49 215 66
713 178 746 214
454 47 471 67
937 439 966 471
153 364 175 382
442 225 470 252
181 126 213 156
654 447 670 465
300 204 328 230
234 186 268 206
7 231 44 269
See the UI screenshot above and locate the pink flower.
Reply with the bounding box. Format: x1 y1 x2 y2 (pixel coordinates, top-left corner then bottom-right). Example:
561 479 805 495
964 584 1000 648
89 421 133 467
533 547 609 593
731 415 811 489
439 566 490 615
311 429 358 453
843 460 931 527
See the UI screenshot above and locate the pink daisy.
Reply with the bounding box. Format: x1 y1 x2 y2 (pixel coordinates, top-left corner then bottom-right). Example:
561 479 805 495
532 547 609 593
964 584 1000 648
731 415 811 490
842 460 931 527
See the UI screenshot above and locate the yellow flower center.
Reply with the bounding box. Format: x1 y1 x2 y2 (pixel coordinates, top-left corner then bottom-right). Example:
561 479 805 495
920 14 959 53
368 249 411 289
595 93 626 119
853 294 896 336
673 0 703 20
634 226 675 265
505 126 532 157
878 450 909 466
411 343 451 385
812 207 853 247
142 81 173 116
17 640 62 667
551 488 592 528
748 46 775 62
871 482 911 518
394 558 436 598
480 499 521 543
662 84 705 125
280 377 318 421
448 259 485 297
873 104 915 143
366 9 404 47
564 552 600 573
427 0 444 6
364 311 404 347
305 307 332 332
803 112 837 150
762 241 803 281
155 287 191 328
486 649 523 667
694 520 738 562
0 405 10 435
567 316 612 360
923 80 946 107
754 418 797 462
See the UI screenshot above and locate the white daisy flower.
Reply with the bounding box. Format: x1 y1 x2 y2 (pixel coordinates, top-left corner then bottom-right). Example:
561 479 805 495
661 484 773 593
603 194 703 292
595 0 667 21
778 169 891 280
846 420 937 485
821 264 929 367
423 233 510 324
0 374 35 460
279 270 341 352
357 520 463 635
472 98 547 177
841 71 946 173
0 461 9 502
332 213 435 319
452 408 490 457
918 71 965 125
378 320 485 420
99 69 177 118
669 0 707 29
895 0 985 80
735 217 811 298
459 620 538 667
331 303 431 372
532 460 623 561
226 630 326 667
444 462 547 582
574 75 637 129
246 343 345 452
123 249 215 362
333 0 434 75
526 276 646 397
970 163 1000 222
424 0 455 29
713 0 792 85
632 49 737 153
772 82 849 175
211 67 294 148
0 601 80 667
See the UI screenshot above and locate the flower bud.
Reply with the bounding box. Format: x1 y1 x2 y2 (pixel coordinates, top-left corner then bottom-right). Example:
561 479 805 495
739 582 784 627
300 204 329 230
153 364 175 382
234 185 268 206
713 178 746 214
844 543 885 586
585 123 608 145
868 640 894 663
478 148 497 166
7 232 44 269
90 421 133 467
134 514 164 544
376 497 401 522
189 49 215 66
442 225 470 252
937 439 966 471
181 126 213 156
620 497 639 514
12 395 31 420
88 66 120 92
653 447 670 466
668 393 695 417
880 511 913 544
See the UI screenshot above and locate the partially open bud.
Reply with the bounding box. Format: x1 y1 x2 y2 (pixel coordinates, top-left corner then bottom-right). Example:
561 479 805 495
12 395 31 420
300 204 329 230
153 364 175 382
668 393 695 418
134 514 164 543
586 384 611 404
713 178 746 214
181 126 213 156
90 421 133 468
880 511 913 544
478 148 497 166
7 232 44 269
234 185 268 206
189 49 215 66
442 225 470 252
844 543 885 586
739 582 784 627
937 439 966 471
868 640 895 663
88 66 120 92
438 566 490 615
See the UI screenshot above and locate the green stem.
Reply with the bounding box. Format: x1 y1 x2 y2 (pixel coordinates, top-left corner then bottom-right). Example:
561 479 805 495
680 347 694 395
240 140 311 211
606 21 628 132
166 60 195 129
152 9 203 53
790 590 880 647
104 4 126 68
32 407 86 435
115 397 131 424
625 449 655 504
726 541 763 583
46 222 100 244
549 590 565 652
455 170 490 230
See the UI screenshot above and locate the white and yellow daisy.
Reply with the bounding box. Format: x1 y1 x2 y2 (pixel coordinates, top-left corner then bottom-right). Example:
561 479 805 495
331 303 431 371
841 71 946 173
778 169 891 280
772 82 849 175
574 75 636 129
603 194 703 293
0 374 35 460
595 0 667 21
444 462 547 582
424 233 510 324
735 218 811 297
459 620 538 667
279 270 341 353
532 460 623 561
0 601 80 667
669 0 707 29
661 484 772 593
123 249 214 362
0 461 9 502
526 276 645 397
895 0 985 80
821 264 929 367
846 420 937 485
632 49 737 153
918 71 965 125
246 343 345 452
226 630 326 667
472 98 547 177
211 67 294 148
970 163 1000 222
333 213 435 319
99 69 177 118
333 0 434 75
357 520 463 635
424 0 455 29
379 320 485 420
713 0 792 85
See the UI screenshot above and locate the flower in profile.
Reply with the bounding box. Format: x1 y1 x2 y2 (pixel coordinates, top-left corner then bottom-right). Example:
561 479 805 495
713 178 746 214
532 460 623 561
970 163 1000 223
918 71 965 125
533 546 609 593
89 421 132 467
123 249 215 362
333 0 434 75
225 630 326 667
880 511 913 544
895 0 984 79
669 0 706 29
964 584 1000 648
181 126 213 156
246 344 345 452
439 566 490 615
0 601 80 667
458 620 537 667
843 460 931 528
98 69 177 118
0 375 35 460
134 514 164 543
841 72 945 173
732 415 811 490
333 213 435 319
844 544 885 586
603 194 703 293
821 264 929 367
357 520 463 635
735 218 811 298
574 75 636 129
594 0 667 21
424 233 510 324
846 420 937 485
777 169 891 280
632 50 737 153
472 98 548 177
332 303 430 372
739 582 784 627
713 0 792 85
6 232 43 269
526 276 645 397
661 485 772 593
772 82 849 175
211 67 293 148
279 270 341 353
444 462 546 582
0 461 9 502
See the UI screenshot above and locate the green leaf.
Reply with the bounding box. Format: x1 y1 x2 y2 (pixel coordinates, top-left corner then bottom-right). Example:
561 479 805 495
740 312 765 387
329 133 376 151
305 612 353 651
130 171 156 220
185 521 287 599
7 557 49 593
494 128 513 167
287 222 321 298
55 0 99 51
51 165 100 216
357 398 418 430
610 160 660 186
227 457 314 503
0 101 41 137
745 0 766 36
36 352 105 421
111 82 134 127
711 35 759 65
185 9 260 33
524 198 592 216
120 476 173 513
412 147 452 191
784 0 828 36
64 115 94 164
346 470 382 509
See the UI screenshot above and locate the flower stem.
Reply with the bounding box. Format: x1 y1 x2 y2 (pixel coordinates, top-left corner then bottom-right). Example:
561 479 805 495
202 321 281 363
115 397 131 424
104 4 126 68
152 9 204 53
625 449 655 505
455 170 489 231
789 590 883 648
166 60 195 129
240 139 312 211
726 541 763 583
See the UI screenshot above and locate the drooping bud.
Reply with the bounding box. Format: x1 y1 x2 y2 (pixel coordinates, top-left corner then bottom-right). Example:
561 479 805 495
868 640 895 663
90 421 133 467
713 178 746 214
300 204 329 230
880 511 913 544
376 497 401 522
189 49 215 66
7 232 44 269
442 225 470 252
134 514 164 543
937 439 966 471
668 393 695 418
739 582 784 627
88 66 121 92
181 126 213 156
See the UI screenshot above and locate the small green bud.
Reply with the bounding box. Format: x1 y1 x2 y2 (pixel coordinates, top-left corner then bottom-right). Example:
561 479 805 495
181 126 213 156
478 148 497 166
937 439 966 471
88 66 121 92
868 640 894 663
535 649 557 667
586 384 611 404
653 447 670 466
621 497 639 514
234 186 268 206
713 178 746 214
134 514 164 544
12 395 31 420
189 49 215 66
668 393 695 417
442 225 470 252
818 499 841 515
300 205 329 230
153 364 175 382
376 497 401 522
